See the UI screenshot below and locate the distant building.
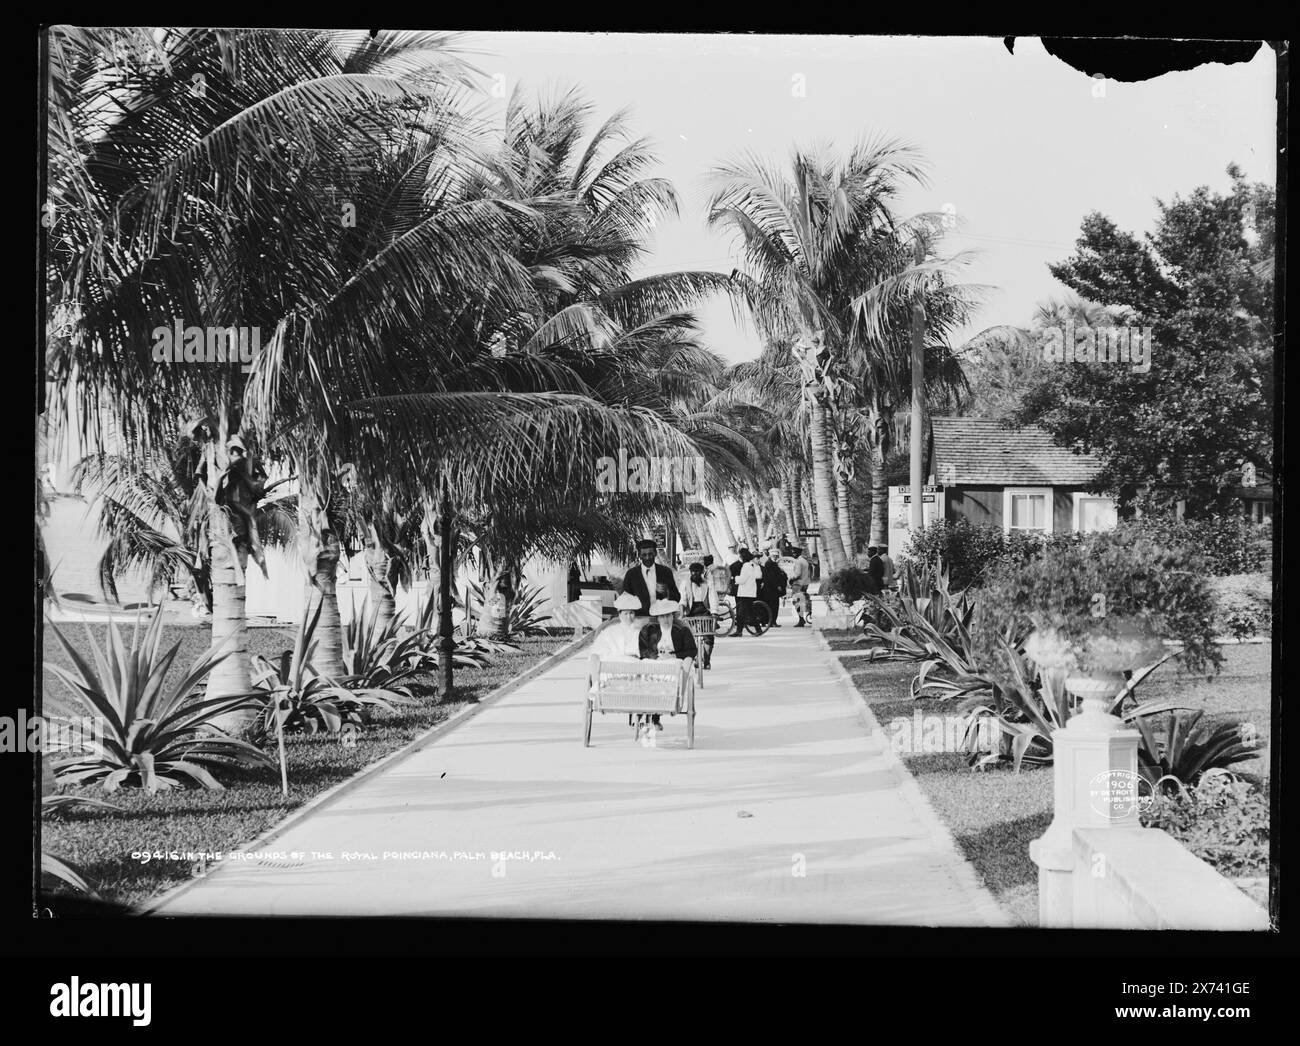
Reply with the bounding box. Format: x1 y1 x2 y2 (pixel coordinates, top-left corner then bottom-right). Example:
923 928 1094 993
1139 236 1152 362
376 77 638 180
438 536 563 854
929 417 1118 536
1220 465 1273 524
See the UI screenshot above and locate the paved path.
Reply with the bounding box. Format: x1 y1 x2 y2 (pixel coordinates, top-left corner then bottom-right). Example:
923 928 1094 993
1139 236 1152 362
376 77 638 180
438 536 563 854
154 604 1006 924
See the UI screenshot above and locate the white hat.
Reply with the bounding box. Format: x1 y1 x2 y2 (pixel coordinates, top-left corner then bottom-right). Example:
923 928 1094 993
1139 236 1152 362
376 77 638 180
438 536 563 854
649 598 679 616
613 592 642 611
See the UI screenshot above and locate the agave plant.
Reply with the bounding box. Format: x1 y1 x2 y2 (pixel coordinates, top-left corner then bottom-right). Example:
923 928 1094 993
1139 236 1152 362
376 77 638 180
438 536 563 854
251 600 415 740
41 852 98 896
961 638 1193 773
466 579 553 638
411 589 521 668
44 613 273 792
341 596 433 690
1129 708 1261 792
858 560 992 701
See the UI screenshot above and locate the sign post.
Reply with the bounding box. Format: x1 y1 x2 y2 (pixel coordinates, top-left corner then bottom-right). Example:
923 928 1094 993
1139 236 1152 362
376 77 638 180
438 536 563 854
888 485 943 561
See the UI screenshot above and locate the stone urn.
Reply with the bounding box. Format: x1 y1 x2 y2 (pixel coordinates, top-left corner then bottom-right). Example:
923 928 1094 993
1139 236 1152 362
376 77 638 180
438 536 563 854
1064 618 1167 726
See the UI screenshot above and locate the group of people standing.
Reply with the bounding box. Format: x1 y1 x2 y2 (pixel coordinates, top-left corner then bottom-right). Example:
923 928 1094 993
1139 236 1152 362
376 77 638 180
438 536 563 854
725 544 814 632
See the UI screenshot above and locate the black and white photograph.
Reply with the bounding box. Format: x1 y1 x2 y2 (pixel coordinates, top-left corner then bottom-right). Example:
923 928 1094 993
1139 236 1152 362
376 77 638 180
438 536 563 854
28 26 1284 980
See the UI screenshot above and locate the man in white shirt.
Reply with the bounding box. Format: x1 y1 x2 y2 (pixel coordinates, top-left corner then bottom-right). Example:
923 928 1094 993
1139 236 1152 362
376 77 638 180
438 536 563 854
788 546 812 627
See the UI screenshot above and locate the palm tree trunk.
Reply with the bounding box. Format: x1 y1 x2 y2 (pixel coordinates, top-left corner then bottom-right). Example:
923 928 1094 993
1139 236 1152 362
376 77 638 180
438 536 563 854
712 498 738 554
809 398 848 569
870 440 890 547
780 470 800 539
364 547 396 632
437 496 455 696
203 437 252 730
296 483 347 679
309 529 346 679
835 470 855 558
725 496 750 549
480 554 515 641
207 497 253 719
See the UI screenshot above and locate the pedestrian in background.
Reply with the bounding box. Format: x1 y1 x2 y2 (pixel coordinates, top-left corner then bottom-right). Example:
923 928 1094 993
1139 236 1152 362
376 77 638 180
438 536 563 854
788 546 812 626
730 549 761 636
760 546 787 628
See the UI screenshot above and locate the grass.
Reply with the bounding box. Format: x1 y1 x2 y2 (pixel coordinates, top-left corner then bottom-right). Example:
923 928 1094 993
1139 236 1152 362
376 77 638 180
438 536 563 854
829 631 1273 927
39 622 576 912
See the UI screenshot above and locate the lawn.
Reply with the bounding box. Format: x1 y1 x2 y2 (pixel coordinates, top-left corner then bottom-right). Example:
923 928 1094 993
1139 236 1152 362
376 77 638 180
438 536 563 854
39 621 577 912
828 631 1273 927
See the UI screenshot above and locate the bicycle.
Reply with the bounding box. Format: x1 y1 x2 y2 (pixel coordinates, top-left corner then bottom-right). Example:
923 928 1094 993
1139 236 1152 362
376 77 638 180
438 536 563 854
712 593 771 636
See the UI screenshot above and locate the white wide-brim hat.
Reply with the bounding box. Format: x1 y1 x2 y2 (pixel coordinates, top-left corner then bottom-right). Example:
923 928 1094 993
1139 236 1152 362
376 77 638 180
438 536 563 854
649 599 680 616
613 592 642 611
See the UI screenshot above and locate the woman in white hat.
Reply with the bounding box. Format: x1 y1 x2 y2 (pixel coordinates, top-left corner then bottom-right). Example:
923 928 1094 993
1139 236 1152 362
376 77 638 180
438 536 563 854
592 591 652 738
635 598 698 735
592 591 645 661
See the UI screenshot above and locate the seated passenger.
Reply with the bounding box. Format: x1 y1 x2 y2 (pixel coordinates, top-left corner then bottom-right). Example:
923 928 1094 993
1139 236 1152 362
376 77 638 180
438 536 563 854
635 599 698 737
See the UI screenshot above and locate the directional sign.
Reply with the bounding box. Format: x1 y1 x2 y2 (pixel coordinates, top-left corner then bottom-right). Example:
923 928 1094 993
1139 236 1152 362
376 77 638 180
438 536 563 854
797 527 820 537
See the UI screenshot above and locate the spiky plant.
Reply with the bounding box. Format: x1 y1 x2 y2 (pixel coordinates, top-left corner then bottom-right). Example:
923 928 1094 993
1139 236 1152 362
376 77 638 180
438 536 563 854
44 613 272 792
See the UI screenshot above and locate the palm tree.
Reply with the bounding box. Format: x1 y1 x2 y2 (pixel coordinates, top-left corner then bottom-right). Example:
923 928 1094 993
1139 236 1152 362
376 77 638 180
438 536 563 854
46 28 494 706
848 224 983 545
706 140 929 569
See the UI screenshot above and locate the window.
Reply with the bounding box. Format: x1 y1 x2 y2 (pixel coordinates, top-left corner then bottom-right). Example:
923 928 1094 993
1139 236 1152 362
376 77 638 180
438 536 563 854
1003 488 1052 536
1246 499 1271 524
1072 493 1118 533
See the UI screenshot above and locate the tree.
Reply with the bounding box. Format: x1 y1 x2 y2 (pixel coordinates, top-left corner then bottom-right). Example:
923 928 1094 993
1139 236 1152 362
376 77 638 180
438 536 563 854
706 141 931 568
46 28 487 712
974 166 1273 517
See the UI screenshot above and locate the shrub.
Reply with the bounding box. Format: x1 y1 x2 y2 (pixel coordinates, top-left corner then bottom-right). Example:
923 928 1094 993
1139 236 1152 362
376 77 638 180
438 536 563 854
1125 515 1272 576
251 599 416 741
1129 708 1261 790
857 560 991 701
971 526 1222 678
44 613 273 792
1141 770 1269 879
903 519 1044 590
823 564 875 605
1209 573 1271 639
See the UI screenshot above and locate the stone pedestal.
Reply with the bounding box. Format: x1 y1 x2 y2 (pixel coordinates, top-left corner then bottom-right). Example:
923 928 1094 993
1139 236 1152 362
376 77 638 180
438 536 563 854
1030 674 1141 928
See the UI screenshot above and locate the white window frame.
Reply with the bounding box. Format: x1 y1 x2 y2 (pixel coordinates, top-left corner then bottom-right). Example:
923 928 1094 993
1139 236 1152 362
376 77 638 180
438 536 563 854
1071 492 1119 534
1003 487 1053 536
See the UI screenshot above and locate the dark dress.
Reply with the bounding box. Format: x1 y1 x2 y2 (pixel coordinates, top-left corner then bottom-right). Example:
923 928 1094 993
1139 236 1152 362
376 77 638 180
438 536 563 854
683 581 714 669
635 621 697 729
637 622 698 662
760 559 787 623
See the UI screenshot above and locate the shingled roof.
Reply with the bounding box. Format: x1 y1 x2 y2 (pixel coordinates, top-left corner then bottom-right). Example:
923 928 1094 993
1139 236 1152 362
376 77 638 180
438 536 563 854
931 417 1103 486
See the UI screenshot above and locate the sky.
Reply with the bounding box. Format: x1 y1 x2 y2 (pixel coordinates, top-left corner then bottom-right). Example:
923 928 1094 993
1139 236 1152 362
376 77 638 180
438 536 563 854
461 33 1277 361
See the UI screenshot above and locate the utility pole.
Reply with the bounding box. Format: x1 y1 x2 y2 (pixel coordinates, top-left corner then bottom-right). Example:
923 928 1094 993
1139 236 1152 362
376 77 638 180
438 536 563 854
910 237 926 532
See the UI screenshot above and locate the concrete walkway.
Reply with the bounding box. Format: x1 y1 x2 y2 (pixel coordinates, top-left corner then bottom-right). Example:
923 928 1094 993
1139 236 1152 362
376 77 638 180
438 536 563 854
154 604 1006 924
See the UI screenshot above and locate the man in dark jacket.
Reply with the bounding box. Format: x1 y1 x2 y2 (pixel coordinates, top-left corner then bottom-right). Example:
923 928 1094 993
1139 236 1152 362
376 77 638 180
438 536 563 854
621 538 681 616
728 546 748 597
759 546 787 628
864 545 885 597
